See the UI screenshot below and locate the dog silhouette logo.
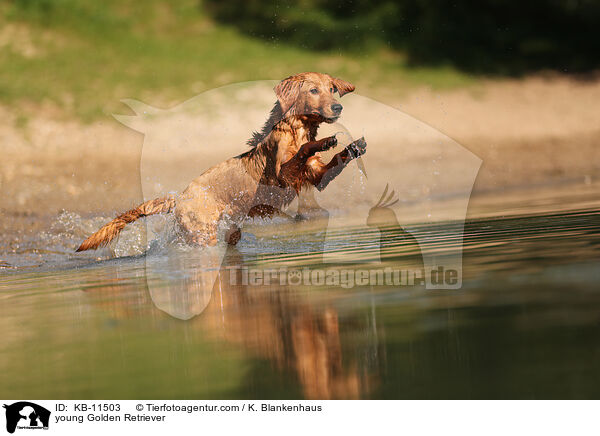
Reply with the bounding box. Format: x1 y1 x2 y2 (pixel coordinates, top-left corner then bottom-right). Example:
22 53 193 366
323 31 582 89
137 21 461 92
3 402 50 434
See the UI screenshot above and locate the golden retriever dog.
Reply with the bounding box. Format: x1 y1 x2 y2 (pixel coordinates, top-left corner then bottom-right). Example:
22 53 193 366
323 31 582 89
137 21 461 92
76 72 367 252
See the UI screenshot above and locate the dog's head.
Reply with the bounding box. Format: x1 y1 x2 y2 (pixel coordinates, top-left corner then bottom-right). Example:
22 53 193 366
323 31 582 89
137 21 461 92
274 72 355 123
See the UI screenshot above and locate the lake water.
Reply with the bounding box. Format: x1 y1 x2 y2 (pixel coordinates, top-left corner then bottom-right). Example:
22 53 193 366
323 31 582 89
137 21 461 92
1 189 599 399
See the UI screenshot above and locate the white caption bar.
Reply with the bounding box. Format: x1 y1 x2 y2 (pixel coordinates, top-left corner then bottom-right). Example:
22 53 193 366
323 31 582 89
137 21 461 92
1 400 598 436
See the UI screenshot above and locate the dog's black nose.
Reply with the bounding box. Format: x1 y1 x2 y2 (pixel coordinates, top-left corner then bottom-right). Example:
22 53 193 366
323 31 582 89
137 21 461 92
331 103 343 114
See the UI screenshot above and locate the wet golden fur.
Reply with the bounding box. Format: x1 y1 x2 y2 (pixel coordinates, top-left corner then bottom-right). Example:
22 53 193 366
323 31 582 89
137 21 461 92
77 72 366 252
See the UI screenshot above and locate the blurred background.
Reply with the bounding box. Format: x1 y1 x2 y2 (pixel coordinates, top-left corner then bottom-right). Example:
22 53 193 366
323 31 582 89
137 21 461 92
2 0 599 115
1 0 599 216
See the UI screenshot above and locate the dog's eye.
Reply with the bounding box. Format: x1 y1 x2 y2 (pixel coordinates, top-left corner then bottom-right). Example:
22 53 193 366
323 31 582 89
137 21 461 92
310 88 319 95
332 86 337 94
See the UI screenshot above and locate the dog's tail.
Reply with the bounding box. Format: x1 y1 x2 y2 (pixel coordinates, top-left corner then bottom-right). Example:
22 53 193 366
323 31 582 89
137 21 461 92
76 195 176 252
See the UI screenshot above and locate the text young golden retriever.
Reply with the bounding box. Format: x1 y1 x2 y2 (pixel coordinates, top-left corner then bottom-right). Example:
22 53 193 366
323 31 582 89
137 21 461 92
76 72 367 252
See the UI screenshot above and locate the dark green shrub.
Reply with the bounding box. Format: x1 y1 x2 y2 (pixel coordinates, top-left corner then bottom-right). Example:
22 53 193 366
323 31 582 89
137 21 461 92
203 0 600 73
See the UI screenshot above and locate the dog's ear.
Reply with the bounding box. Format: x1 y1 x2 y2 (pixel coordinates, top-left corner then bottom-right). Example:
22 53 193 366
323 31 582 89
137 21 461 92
274 76 303 115
331 77 355 97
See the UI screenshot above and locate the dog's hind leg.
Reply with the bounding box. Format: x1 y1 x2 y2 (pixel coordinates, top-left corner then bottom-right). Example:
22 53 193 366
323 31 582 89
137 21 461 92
225 225 242 245
296 186 328 220
247 204 293 219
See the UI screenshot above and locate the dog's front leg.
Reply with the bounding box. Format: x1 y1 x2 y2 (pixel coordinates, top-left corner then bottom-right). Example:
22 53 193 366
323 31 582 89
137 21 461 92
279 136 337 185
312 137 367 191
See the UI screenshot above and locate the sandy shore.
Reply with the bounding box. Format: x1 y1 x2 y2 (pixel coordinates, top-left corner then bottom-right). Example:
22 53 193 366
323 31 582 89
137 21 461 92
1 74 599 219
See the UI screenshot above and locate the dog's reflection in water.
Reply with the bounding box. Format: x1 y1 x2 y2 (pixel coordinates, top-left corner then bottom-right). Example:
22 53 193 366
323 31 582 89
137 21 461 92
86 245 380 399
200 247 375 399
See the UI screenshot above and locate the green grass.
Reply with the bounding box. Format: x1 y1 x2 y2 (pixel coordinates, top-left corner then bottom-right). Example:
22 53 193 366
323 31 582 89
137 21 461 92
0 0 473 121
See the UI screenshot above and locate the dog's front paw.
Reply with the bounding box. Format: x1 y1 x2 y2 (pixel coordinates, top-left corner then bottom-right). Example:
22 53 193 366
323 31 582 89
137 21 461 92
347 137 367 158
321 135 338 151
